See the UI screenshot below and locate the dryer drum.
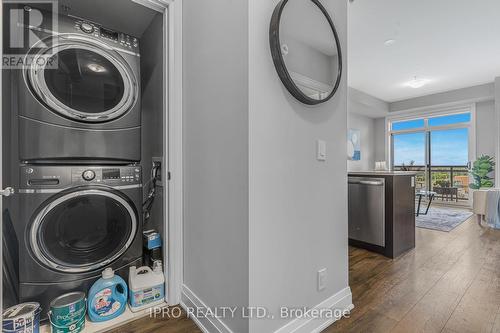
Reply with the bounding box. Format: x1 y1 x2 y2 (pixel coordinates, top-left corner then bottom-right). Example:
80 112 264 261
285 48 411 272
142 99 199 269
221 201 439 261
24 34 138 123
29 188 138 273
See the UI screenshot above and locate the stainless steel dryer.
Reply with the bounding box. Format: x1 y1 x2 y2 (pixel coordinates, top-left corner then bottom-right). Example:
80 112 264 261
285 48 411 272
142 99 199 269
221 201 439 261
17 13 141 163
12 165 143 318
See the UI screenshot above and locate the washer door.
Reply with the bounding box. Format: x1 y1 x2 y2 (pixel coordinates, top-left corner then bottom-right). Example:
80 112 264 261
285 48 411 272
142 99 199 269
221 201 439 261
25 34 137 123
30 188 138 273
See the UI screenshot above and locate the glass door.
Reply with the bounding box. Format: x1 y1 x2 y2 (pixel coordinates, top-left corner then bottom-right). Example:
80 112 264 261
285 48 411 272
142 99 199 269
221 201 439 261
390 111 473 207
392 131 428 192
430 128 470 205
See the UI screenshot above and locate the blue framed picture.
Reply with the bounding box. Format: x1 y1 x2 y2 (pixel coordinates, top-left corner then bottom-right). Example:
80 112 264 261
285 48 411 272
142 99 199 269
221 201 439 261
347 129 361 161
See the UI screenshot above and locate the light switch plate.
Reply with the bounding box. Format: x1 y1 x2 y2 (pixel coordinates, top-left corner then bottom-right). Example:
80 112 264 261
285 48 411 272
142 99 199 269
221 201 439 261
317 140 327 161
318 268 327 291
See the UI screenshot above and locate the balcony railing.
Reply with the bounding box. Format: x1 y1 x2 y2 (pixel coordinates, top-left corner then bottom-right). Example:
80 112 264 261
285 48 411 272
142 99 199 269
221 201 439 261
393 165 469 201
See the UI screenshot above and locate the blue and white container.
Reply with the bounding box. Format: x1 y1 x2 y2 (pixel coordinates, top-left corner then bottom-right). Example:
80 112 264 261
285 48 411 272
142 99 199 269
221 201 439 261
2 302 41 333
143 230 161 250
128 261 165 312
87 268 128 322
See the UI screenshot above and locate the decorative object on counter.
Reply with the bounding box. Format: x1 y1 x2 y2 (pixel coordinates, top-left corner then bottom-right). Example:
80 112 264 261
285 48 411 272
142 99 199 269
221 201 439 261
469 155 495 189
2 302 41 333
87 268 128 322
269 0 342 105
128 261 165 312
375 161 387 171
143 229 163 268
48 292 86 333
347 129 361 161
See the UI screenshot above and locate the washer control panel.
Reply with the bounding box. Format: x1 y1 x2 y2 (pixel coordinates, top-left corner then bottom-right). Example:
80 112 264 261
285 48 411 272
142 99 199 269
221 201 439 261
73 18 140 52
21 166 142 189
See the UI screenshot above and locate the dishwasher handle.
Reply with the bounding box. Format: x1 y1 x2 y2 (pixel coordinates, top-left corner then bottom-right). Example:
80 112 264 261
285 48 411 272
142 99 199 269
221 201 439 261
348 179 384 186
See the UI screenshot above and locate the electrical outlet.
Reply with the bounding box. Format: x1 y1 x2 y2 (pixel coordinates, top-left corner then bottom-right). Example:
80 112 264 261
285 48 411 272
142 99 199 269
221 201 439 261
317 268 327 291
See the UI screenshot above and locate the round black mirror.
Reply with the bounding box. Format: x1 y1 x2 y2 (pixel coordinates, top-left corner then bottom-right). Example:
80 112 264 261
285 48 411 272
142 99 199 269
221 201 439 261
270 0 342 105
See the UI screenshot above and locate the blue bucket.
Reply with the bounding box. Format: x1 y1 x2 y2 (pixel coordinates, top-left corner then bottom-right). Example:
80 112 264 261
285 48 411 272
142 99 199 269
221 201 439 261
2 302 41 333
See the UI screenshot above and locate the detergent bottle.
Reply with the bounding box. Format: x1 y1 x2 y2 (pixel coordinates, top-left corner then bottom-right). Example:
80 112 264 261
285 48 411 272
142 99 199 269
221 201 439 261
87 268 128 322
128 261 165 312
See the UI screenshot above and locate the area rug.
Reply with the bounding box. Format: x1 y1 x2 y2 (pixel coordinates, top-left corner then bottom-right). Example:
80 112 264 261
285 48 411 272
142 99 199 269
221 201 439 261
416 207 473 232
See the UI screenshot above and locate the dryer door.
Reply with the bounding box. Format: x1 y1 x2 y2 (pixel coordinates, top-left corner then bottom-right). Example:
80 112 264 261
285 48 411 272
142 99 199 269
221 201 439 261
25 34 138 123
29 188 138 273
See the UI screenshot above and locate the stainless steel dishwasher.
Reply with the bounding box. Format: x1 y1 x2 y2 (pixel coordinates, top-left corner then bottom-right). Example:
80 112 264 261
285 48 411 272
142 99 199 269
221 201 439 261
348 177 385 247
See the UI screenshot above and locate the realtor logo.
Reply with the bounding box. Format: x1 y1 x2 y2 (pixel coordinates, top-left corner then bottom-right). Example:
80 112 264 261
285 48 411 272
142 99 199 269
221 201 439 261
3 0 58 69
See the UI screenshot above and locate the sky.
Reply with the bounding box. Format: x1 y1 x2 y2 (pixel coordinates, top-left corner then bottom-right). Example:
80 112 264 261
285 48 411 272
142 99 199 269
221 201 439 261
392 113 469 166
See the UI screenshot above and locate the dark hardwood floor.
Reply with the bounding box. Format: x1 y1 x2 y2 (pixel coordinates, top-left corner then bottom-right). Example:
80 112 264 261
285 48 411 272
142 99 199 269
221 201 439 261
327 215 500 333
114 215 500 332
107 306 201 333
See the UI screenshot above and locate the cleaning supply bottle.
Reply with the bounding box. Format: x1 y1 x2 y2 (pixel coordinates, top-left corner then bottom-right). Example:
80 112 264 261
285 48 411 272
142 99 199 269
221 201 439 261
128 261 165 312
87 268 128 322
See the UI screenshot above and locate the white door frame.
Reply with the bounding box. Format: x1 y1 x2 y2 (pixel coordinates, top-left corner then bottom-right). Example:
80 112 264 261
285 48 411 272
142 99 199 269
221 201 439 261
0 0 183 315
0 0 4 321
132 0 184 306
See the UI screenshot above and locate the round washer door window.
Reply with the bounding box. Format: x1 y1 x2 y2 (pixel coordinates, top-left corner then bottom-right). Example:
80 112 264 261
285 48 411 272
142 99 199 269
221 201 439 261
30 189 138 273
25 35 137 122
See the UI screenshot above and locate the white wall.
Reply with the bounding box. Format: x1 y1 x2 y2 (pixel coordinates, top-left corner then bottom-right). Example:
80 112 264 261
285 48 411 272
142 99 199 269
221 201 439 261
183 1 249 332
389 83 495 112
382 84 498 176
347 88 389 171
249 0 350 332
183 1 351 332
476 100 496 158
347 113 375 171
374 118 387 163
495 77 500 183
348 87 389 118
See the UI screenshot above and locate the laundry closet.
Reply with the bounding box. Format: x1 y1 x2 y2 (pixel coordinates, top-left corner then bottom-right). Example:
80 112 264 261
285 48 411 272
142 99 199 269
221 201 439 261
1 0 170 330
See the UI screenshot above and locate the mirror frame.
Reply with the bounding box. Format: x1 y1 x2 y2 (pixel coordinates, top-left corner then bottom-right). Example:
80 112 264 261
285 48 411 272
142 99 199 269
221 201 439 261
269 0 343 105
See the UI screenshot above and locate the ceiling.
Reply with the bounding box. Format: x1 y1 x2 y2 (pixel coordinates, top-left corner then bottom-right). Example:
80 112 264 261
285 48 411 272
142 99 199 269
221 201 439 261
57 0 157 37
348 0 500 102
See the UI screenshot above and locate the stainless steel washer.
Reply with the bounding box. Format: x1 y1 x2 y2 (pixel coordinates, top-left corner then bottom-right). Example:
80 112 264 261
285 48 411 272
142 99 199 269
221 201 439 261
11 165 143 319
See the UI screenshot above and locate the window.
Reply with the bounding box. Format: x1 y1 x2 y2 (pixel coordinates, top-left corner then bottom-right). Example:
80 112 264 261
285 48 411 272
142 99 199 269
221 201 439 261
388 110 473 204
428 113 471 127
391 118 425 131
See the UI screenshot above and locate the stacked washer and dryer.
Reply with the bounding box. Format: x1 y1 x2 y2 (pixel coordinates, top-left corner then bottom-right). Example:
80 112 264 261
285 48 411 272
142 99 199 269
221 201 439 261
10 12 144 317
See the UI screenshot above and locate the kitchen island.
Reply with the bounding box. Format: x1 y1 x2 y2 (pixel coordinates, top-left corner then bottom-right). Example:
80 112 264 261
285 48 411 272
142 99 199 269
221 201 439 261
348 171 416 258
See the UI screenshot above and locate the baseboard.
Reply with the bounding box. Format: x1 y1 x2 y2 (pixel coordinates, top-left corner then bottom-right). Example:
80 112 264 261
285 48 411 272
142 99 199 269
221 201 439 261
273 287 353 333
181 284 234 333
181 285 352 333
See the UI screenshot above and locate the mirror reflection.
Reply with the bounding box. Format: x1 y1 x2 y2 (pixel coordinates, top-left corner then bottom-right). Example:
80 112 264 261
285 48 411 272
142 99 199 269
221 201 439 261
277 0 341 102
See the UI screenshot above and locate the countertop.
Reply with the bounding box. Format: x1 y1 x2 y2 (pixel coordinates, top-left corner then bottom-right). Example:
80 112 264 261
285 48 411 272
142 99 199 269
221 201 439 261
348 171 418 176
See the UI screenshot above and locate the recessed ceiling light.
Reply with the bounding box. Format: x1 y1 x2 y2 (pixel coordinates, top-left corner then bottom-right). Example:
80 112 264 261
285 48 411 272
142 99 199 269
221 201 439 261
405 77 430 89
384 39 396 46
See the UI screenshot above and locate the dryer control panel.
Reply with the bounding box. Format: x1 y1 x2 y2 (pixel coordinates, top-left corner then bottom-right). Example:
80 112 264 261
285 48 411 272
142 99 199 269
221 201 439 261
20 166 142 189
72 17 140 53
